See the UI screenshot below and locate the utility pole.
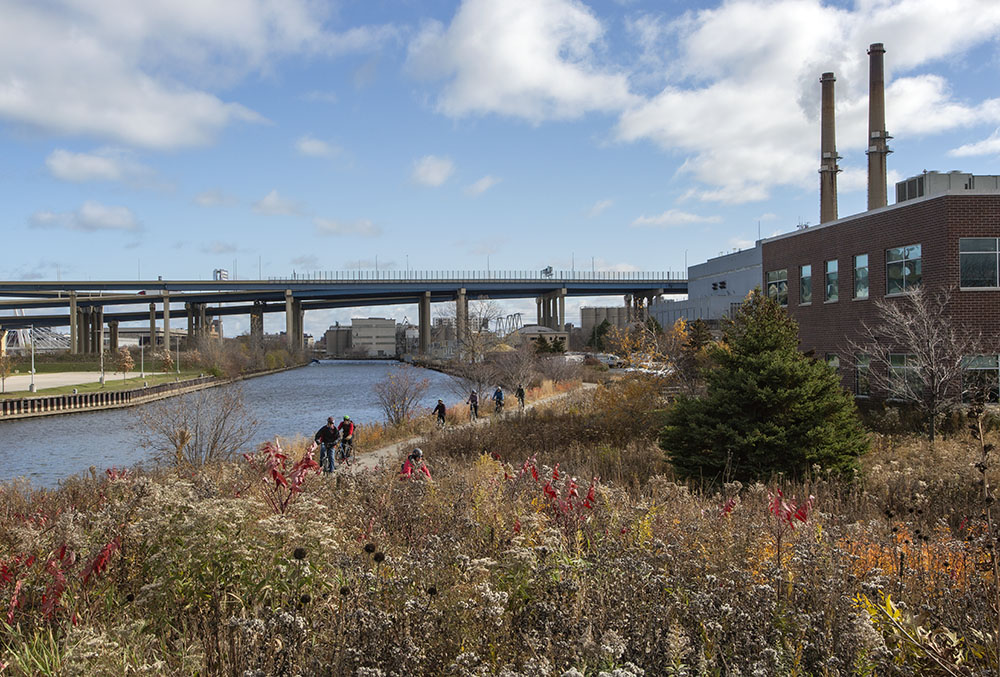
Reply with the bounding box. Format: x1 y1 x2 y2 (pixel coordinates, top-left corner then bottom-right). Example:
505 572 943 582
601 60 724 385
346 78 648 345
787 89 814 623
28 325 35 393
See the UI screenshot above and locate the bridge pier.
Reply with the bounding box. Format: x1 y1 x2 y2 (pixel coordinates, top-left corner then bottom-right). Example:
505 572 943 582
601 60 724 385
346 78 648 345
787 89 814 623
284 291 303 350
149 302 158 348
535 290 565 330
69 291 78 355
91 307 104 353
163 295 170 351
82 307 93 354
250 301 264 345
456 288 468 349
109 320 119 352
418 291 431 355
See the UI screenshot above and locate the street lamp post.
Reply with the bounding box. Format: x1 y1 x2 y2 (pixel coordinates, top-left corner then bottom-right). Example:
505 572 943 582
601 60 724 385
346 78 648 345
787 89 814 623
99 323 105 385
140 343 144 378
175 335 180 375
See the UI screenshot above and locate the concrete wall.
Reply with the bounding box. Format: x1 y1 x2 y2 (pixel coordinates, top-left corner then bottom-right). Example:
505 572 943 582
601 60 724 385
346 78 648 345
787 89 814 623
351 318 397 357
650 245 761 328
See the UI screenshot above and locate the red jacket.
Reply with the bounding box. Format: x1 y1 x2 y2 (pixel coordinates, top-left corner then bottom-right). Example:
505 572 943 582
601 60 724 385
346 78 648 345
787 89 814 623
338 420 355 438
400 458 432 480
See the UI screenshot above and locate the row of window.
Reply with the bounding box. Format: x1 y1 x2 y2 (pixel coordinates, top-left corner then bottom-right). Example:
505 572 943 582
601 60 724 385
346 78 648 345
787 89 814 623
767 238 1000 306
767 244 921 306
827 353 1000 403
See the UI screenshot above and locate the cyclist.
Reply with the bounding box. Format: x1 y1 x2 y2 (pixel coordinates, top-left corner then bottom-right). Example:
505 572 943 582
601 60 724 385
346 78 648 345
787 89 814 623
432 399 447 426
515 384 526 409
492 386 505 413
338 415 356 464
400 448 432 480
467 390 479 420
313 416 341 473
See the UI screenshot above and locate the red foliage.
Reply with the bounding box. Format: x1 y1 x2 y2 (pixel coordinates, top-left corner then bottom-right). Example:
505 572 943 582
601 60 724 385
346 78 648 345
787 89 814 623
242 440 320 514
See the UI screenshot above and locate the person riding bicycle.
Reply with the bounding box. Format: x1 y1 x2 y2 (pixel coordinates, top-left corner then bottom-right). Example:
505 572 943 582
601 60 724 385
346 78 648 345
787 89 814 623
400 448 432 480
432 399 446 426
337 415 356 463
313 416 341 473
492 386 505 412
467 390 479 419
515 384 525 409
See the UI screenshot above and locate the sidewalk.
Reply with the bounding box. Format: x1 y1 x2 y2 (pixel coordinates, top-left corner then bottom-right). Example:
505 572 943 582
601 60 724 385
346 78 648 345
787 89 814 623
349 383 594 472
1 371 108 393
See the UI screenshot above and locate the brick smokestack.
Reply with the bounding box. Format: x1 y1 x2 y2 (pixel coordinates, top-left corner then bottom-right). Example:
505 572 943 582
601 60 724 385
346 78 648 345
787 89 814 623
867 43 891 210
819 72 840 223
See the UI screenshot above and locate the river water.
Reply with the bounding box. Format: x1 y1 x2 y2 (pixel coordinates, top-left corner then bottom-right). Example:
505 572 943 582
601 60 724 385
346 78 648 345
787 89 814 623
0 360 456 487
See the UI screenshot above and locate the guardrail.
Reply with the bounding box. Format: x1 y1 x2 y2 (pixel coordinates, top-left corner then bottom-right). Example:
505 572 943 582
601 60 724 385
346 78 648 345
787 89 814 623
269 270 684 283
0 376 216 420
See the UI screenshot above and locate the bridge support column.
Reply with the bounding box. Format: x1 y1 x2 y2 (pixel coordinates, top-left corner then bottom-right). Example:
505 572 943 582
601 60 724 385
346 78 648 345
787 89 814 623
250 301 264 345
199 304 209 340
0 329 6 358
285 291 299 350
149 302 158 349
163 295 170 351
455 289 468 351
93 307 104 353
558 290 566 331
109 320 119 352
418 291 431 355
541 297 550 329
82 307 93 354
69 291 78 355
536 298 542 325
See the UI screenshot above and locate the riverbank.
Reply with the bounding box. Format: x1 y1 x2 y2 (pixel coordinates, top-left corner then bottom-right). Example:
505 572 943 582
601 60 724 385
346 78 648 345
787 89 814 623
0 361 309 421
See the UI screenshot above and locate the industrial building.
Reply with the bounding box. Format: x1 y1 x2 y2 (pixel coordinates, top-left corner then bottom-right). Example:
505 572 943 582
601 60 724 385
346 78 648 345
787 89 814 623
351 318 397 358
760 43 1000 398
650 246 761 329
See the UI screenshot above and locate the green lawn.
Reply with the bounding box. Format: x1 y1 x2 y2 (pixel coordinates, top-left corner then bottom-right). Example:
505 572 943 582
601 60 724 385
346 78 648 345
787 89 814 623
0 370 207 400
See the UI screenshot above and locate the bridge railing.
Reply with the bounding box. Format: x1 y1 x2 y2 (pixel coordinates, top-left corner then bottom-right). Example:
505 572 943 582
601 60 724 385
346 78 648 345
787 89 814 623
269 270 684 283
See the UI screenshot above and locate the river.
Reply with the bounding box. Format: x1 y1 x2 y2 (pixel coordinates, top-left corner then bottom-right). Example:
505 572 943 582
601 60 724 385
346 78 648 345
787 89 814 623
0 360 456 487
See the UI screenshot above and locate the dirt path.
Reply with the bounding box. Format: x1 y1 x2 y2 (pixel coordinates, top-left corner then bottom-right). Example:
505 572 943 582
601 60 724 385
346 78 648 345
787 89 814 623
347 383 595 472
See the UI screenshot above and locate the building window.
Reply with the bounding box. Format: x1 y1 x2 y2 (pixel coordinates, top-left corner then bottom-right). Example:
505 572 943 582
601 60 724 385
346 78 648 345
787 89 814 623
825 260 838 302
826 354 840 371
960 237 999 288
886 244 922 294
962 355 1000 403
766 269 788 306
854 254 869 299
800 265 812 304
888 353 919 399
855 354 870 396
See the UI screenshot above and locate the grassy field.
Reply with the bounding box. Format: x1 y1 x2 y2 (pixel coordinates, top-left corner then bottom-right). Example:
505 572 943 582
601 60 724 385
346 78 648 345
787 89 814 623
0 370 206 400
0 377 996 675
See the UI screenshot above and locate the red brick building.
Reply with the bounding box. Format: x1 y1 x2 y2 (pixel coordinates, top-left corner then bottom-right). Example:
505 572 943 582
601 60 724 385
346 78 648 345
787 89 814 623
760 174 1000 397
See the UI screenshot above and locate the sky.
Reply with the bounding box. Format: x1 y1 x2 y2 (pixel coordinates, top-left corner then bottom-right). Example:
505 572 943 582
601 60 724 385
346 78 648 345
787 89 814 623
3 0 1000 338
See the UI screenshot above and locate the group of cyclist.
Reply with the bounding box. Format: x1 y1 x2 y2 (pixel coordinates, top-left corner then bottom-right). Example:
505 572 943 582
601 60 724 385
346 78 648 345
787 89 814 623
312 415 356 473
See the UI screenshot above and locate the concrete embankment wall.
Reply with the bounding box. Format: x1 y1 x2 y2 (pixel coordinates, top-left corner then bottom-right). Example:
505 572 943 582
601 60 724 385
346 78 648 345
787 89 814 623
0 363 307 421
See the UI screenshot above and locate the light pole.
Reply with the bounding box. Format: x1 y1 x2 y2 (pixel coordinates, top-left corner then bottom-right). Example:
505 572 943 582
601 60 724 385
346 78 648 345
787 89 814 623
140 343 145 378
175 334 180 375
28 325 35 393
99 321 105 385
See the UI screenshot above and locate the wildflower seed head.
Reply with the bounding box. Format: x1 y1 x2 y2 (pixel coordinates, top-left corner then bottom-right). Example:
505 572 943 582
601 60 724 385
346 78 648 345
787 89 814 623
300 593 311 605
373 551 386 563
126 593 134 603
427 586 437 596
364 543 376 554
293 547 307 560
340 586 351 596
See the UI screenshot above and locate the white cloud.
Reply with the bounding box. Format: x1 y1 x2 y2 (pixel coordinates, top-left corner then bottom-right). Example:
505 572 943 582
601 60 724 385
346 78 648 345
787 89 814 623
45 147 162 187
729 237 754 251
465 175 501 195
0 2 394 149
587 198 613 217
194 189 237 207
295 134 339 157
632 209 721 228
253 190 301 216
407 0 635 121
951 129 1000 157
314 217 381 237
301 90 338 104
29 201 140 232
412 155 454 187
614 0 1000 204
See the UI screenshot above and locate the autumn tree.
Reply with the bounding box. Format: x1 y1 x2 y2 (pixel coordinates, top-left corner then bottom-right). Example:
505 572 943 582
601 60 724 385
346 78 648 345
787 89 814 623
372 365 431 426
849 285 985 441
661 289 867 482
114 346 134 385
158 348 174 374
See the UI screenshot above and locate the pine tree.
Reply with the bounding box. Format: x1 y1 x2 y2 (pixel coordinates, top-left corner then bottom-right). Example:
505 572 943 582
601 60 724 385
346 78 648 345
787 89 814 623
660 289 867 482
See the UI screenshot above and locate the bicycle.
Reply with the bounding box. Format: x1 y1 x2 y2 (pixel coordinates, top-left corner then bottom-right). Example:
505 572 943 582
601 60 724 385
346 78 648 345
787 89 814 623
469 402 479 421
336 438 354 467
494 399 504 415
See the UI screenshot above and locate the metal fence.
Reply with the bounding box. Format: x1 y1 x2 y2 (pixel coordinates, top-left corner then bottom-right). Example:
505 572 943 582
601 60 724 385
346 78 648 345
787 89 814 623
269 270 684 283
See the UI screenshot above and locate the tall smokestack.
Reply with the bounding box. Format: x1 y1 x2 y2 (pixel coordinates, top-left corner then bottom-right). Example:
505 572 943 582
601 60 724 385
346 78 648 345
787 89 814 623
819 72 840 223
867 43 891 210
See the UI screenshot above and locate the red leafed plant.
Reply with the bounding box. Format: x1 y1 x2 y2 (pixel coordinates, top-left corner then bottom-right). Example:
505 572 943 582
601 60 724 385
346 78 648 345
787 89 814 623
242 440 320 514
767 489 815 601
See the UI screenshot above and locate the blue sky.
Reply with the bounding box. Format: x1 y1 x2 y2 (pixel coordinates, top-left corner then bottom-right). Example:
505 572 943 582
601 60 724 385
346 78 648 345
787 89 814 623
3 0 1000 337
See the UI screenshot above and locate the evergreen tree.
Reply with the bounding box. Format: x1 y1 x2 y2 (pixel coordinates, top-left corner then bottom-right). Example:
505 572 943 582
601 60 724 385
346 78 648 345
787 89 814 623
685 318 713 352
660 289 867 482
586 319 612 350
534 336 551 354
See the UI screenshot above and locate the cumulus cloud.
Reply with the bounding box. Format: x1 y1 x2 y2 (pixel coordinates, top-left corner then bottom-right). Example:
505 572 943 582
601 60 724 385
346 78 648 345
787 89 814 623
314 217 381 237
194 189 238 207
0 2 394 148
407 0 635 121
45 147 163 188
631 209 721 228
587 199 613 217
951 129 1000 157
253 190 302 216
465 175 501 195
295 134 340 157
29 201 140 232
412 155 454 187
614 0 1000 203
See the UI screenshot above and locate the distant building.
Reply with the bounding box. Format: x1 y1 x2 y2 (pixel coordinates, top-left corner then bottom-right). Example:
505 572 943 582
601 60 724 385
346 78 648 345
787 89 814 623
650 245 761 328
213 269 229 281
351 318 397 357
579 306 628 339
508 324 569 350
324 324 352 357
